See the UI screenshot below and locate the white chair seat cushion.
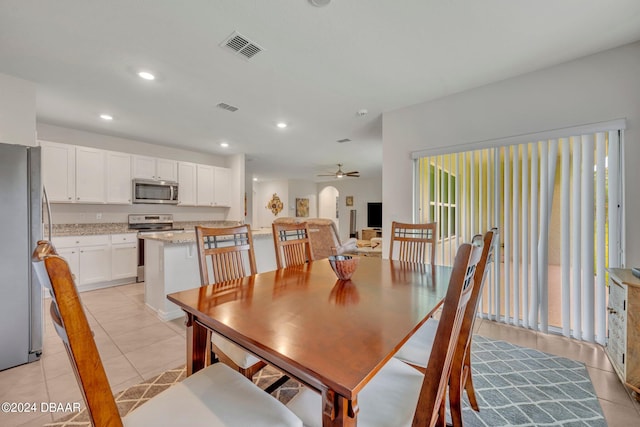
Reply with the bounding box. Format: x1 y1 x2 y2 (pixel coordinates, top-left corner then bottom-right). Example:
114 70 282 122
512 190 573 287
286 357 423 427
211 331 262 369
393 318 439 368
123 363 302 427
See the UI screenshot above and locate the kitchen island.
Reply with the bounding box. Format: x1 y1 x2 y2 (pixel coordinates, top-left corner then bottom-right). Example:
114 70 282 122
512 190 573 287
141 228 276 320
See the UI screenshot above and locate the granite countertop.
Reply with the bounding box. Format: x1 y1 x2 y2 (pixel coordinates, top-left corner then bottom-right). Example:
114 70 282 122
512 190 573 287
50 223 135 237
140 228 273 244
50 221 243 237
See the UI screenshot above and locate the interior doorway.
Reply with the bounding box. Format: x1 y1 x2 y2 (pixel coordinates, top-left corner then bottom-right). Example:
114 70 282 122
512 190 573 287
318 186 339 231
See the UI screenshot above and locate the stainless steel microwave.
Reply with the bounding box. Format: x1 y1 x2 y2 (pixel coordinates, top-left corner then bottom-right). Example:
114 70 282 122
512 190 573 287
132 179 179 204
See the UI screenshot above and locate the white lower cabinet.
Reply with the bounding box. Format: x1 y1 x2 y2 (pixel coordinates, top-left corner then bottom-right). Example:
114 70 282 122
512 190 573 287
56 246 80 281
79 243 110 285
53 233 137 291
111 234 138 280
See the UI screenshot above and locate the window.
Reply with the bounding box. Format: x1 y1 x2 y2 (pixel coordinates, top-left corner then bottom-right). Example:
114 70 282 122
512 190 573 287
422 162 456 240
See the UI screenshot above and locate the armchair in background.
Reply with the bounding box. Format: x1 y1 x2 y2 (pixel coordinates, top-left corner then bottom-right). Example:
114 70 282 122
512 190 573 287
306 218 357 259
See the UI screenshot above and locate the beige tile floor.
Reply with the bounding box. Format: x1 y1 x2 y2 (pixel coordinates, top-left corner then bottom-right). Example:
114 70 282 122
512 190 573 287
1 282 639 426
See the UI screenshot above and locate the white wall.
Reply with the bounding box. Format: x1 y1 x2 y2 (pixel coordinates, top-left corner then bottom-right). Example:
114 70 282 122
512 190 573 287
0 73 36 146
383 41 640 264
253 180 288 228
288 180 318 219
317 177 382 242
227 153 245 222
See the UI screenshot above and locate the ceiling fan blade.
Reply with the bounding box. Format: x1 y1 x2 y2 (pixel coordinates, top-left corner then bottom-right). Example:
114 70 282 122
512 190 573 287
344 171 359 175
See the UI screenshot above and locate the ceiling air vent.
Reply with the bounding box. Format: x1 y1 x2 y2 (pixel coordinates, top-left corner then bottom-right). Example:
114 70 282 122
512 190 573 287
216 102 239 112
337 138 352 143
220 31 264 60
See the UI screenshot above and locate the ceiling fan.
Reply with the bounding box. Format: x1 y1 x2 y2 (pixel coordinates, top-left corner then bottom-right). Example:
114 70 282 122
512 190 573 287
317 163 360 178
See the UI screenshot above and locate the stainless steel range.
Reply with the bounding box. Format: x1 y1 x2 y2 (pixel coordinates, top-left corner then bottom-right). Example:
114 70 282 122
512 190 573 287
128 214 184 282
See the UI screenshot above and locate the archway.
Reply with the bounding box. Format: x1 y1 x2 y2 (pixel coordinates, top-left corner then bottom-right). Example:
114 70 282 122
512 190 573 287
318 186 339 229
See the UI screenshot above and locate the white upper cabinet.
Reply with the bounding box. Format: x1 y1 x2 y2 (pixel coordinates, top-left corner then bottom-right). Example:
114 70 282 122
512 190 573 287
132 155 178 181
40 141 236 210
196 164 214 206
156 158 178 181
106 151 132 204
213 167 231 207
41 140 76 202
75 146 106 203
132 155 156 180
195 165 231 207
41 141 105 204
178 161 197 206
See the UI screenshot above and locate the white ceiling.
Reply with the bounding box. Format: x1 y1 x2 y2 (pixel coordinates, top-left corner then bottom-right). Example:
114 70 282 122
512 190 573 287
1 0 639 181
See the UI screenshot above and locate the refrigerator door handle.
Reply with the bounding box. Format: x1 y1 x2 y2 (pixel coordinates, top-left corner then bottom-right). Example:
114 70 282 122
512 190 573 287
43 185 52 241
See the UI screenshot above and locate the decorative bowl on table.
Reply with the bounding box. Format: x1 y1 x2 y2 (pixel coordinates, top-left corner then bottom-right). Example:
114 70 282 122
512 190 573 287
328 255 360 280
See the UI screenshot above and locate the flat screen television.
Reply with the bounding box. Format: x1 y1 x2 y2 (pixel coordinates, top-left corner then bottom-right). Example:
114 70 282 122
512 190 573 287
367 202 382 229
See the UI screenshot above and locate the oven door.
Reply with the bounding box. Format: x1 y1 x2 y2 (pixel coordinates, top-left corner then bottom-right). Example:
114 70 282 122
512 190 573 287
133 179 179 204
137 235 145 282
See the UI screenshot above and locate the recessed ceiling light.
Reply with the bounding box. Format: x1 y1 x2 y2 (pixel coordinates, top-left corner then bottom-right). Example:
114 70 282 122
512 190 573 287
100 114 113 121
253 177 258 182
137 71 155 81
309 0 331 7
220 142 229 148
276 122 287 129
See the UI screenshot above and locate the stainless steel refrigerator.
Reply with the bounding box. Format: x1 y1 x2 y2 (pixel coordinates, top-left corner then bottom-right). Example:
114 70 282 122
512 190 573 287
0 142 43 370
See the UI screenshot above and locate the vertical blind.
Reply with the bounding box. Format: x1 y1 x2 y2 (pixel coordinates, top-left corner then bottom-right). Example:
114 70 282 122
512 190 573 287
413 122 624 343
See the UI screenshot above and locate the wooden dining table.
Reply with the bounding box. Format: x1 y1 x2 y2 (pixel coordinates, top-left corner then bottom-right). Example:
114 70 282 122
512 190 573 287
167 256 453 427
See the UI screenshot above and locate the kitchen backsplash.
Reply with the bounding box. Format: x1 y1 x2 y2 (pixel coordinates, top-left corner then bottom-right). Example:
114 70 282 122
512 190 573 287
50 220 241 237
46 202 234 225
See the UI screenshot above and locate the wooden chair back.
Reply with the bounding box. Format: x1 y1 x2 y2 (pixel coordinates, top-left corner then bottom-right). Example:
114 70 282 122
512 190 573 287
32 240 123 427
389 221 437 264
445 228 497 424
412 241 482 426
272 221 314 269
459 228 498 361
195 225 257 285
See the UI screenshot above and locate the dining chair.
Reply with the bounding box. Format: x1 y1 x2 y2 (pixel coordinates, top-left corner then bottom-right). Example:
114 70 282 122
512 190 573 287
389 221 437 264
194 225 266 379
286 240 483 427
394 228 498 426
272 221 314 268
31 240 302 427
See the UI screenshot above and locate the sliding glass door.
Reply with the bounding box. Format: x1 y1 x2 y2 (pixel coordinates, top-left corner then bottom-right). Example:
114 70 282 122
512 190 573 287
413 123 624 344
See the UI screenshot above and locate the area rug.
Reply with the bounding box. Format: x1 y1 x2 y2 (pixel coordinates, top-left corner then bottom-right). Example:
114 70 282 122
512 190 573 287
46 336 605 426
457 336 605 426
